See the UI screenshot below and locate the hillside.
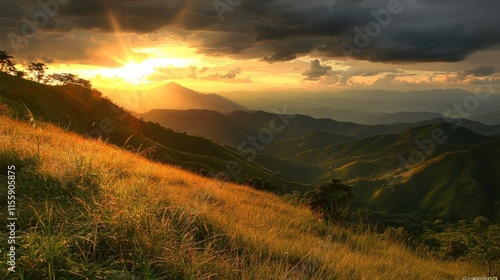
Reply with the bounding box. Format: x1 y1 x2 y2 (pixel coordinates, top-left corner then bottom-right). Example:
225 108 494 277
0 73 310 192
290 123 500 222
372 139 500 221
140 109 500 149
0 116 485 279
140 109 249 146
140 109 408 147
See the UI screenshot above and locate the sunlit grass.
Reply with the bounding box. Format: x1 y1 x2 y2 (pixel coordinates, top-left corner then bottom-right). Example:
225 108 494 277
0 116 485 279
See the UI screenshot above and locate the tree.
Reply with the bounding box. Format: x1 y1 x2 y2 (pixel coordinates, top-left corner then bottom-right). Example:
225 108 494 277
28 62 48 83
46 73 93 89
47 73 76 85
4 59 17 75
465 218 500 276
75 77 92 89
426 217 500 275
303 179 354 222
0 50 14 73
0 50 18 75
15 70 27 78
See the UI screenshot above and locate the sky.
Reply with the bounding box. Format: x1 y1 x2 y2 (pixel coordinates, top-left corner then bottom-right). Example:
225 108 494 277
1 0 499 93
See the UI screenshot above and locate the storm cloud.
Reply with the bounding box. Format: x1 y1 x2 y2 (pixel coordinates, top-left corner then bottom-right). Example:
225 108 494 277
1 0 499 63
457 65 495 80
302 59 332 81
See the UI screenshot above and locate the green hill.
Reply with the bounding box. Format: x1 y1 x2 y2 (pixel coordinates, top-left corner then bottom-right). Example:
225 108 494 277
288 124 499 222
140 109 500 150
370 138 500 222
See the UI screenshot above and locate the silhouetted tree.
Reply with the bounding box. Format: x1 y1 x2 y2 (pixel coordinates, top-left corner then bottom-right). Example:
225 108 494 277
15 70 27 78
0 50 14 73
47 73 74 85
28 62 48 83
5 60 18 75
45 72 93 89
303 179 353 222
75 77 92 89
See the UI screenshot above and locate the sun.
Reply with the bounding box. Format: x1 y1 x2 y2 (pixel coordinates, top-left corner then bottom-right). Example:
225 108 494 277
119 61 155 84
98 56 197 85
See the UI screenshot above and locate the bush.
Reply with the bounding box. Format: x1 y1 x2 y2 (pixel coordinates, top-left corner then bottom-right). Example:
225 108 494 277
303 179 353 222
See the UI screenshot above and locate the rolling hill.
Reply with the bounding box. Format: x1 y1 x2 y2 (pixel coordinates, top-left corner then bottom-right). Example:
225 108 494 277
285 123 500 222
140 109 500 149
140 109 412 147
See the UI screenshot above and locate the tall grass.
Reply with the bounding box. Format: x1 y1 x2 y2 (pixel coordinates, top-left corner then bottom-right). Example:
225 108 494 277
0 116 486 279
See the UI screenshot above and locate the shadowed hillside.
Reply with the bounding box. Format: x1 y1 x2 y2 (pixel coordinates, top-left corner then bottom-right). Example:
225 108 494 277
140 109 500 149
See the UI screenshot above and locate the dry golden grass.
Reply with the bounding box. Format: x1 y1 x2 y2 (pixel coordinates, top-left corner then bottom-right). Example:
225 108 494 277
0 116 486 279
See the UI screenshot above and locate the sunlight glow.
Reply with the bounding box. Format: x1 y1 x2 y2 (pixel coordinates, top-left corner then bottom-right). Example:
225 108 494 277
98 57 196 85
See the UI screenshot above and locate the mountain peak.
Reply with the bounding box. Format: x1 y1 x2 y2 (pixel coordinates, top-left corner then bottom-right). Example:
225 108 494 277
161 82 191 91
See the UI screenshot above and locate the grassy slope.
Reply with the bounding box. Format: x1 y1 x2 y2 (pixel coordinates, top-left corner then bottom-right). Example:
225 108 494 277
0 117 484 279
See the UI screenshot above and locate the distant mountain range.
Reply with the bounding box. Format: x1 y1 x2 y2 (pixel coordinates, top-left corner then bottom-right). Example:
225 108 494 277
218 88 500 123
286 108 445 124
140 109 500 146
287 108 500 126
469 111 500 125
104 84 500 125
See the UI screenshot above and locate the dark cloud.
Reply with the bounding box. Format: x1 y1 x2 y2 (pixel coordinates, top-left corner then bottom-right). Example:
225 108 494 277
457 65 495 80
1 0 499 64
59 0 187 33
302 59 332 80
306 63 400 84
